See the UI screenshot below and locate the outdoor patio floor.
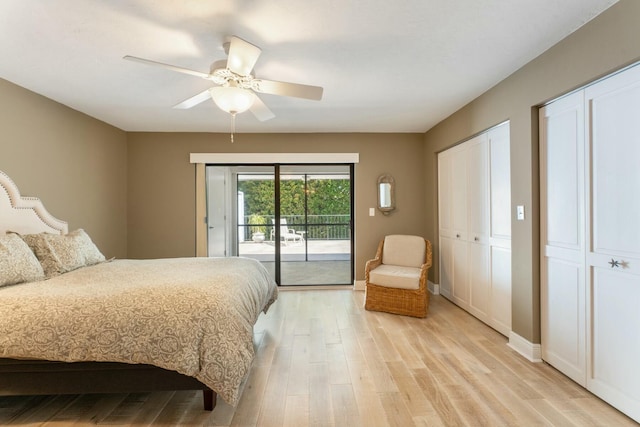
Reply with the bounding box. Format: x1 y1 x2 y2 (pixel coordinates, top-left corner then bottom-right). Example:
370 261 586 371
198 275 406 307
238 239 352 285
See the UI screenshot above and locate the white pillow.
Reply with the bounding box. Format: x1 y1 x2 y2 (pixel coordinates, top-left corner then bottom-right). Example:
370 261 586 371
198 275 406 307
0 233 45 287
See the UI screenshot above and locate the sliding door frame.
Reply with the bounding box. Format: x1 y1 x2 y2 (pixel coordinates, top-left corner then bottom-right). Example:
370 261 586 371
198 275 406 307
193 153 358 286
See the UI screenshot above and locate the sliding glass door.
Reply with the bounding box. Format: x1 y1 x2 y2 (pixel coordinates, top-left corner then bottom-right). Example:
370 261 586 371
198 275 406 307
279 165 352 285
205 164 353 286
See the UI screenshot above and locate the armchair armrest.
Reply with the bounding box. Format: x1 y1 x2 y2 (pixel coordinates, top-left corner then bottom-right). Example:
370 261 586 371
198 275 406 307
364 240 385 284
417 239 433 291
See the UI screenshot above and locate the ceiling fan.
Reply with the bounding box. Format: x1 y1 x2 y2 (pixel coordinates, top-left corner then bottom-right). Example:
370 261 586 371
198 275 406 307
123 36 323 123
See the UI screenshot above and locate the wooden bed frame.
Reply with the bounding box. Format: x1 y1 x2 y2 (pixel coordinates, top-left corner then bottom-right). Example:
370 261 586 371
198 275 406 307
0 170 216 411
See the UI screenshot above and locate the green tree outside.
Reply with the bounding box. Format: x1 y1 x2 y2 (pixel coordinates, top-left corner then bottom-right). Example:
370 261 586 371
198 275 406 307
238 176 350 239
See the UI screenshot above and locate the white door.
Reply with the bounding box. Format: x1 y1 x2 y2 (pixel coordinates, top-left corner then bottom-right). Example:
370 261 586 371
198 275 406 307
585 66 640 421
488 123 512 335
450 147 469 306
438 125 512 336
539 91 587 386
466 135 490 318
438 151 454 299
206 168 227 257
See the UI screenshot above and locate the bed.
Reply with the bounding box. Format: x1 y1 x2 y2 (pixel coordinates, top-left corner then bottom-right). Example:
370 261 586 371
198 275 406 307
0 170 278 411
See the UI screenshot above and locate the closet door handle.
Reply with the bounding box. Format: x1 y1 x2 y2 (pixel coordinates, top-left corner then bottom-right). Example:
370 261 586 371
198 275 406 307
608 258 620 268
474 237 479 242
456 234 461 238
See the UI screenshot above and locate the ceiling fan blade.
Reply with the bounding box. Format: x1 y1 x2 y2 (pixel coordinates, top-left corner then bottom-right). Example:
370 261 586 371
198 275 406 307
173 89 212 109
254 79 323 100
250 95 276 122
226 36 261 76
123 55 211 79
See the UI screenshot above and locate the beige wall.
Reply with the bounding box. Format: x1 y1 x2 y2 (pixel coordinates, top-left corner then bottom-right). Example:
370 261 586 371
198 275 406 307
126 132 426 281
0 78 128 258
423 0 640 343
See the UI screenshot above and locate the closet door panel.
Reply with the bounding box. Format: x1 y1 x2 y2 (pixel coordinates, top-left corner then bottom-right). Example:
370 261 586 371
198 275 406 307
438 151 453 236
466 135 489 242
451 239 469 307
585 66 640 422
450 148 468 240
468 242 490 319
489 123 511 240
589 268 640 421
439 236 453 299
544 107 583 250
539 91 586 383
490 246 512 336
541 258 585 385
589 76 640 257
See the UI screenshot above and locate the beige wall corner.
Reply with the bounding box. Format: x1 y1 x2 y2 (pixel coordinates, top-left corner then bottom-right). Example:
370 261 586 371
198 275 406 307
0 78 128 259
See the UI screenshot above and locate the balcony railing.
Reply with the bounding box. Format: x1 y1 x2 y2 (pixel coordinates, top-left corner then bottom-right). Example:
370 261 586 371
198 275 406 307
240 214 350 241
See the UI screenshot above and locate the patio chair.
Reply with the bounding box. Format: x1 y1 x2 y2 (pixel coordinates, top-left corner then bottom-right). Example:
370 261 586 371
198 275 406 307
270 219 304 246
364 235 432 318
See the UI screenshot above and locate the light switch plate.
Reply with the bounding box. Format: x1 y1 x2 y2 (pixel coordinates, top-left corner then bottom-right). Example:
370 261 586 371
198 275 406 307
369 207 375 216
516 205 525 220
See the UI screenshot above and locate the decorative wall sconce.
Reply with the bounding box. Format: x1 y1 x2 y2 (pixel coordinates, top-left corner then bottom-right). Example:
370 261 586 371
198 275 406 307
377 174 396 215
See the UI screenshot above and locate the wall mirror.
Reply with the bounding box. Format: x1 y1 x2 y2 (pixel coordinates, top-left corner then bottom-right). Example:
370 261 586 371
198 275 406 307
377 174 395 215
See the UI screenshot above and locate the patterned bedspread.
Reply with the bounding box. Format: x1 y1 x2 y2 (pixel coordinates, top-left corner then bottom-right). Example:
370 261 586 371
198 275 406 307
0 257 278 405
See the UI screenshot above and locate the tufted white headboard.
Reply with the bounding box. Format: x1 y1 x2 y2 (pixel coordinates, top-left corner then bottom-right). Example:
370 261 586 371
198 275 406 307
0 170 68 235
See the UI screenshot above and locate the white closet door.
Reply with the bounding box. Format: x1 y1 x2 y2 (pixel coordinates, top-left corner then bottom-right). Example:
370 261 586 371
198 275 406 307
488 122 512 335
539 91 587 385
439 236 453 299
438 151 454 299
451 147 468 240
585 66 640 421
438 124 511 336
466 134 490 318
466 134 489 241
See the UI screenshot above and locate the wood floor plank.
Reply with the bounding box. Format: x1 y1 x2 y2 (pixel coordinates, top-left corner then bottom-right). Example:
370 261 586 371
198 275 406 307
256 344 292 427
386 360 434 418
339 324 365 362
12 394 78 426
309 317 327 363
326 342 350 385
308 362 334 427
330 383 361 427
412 367 466 426
283 394 309 427
127 391 175 426
379 391 417 427
229 361 270 427
287 334 311 396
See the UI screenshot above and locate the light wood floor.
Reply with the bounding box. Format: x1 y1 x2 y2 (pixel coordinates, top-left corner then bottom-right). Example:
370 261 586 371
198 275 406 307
0 291 636 426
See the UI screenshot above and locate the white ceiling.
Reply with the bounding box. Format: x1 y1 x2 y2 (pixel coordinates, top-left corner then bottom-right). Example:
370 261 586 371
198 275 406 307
0 0 617 133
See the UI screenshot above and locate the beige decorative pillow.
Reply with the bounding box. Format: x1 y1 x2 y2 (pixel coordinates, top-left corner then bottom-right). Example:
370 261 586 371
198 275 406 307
0 233 45 287
21 229 106 278
69 229 106 266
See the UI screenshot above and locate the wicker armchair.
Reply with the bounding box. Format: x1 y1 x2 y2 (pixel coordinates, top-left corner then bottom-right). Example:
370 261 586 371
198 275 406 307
364 235 433 318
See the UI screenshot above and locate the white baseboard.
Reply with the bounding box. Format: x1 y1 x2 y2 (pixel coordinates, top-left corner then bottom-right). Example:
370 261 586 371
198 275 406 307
353 280 365 291
508 332 542 363
428 281 439 295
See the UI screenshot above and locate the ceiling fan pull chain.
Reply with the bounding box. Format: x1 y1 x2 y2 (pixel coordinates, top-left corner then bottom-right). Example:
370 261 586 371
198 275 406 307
230 112 236 143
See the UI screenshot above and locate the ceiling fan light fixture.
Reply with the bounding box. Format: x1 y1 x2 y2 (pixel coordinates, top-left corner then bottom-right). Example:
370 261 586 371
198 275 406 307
209 86 255 115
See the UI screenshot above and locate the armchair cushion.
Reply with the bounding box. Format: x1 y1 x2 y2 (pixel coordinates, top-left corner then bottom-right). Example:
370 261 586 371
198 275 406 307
369 264 421 290
381 235 426 268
